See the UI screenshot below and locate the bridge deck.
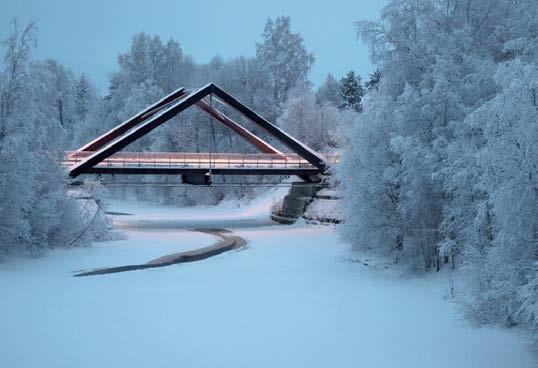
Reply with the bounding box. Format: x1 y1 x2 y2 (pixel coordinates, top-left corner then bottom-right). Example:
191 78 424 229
63 151 338 176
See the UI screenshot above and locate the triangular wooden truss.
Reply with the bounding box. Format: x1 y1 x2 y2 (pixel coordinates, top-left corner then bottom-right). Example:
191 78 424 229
69 83 328 178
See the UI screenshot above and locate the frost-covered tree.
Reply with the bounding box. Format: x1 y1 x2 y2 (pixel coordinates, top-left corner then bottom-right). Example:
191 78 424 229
278 85 320 150
114 32 194 93
339 0 538 336
279 84 349 151
456 60 538 330
74 74 94 121
339 71 364 112
0 19 36 144
0 19 107 257
28 59 79 147
256 16 314 111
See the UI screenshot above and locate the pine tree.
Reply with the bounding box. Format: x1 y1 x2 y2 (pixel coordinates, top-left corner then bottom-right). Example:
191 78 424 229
339 71 364 112
365 69 381 92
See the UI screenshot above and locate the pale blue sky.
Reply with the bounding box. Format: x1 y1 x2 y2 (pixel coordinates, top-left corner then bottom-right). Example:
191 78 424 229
2 0 384 92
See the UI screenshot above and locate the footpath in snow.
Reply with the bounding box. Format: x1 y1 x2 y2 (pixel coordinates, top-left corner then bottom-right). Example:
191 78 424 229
0 189 535 368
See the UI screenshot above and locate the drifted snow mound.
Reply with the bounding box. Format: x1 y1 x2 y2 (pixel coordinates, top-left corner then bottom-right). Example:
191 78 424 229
302 188 343 224
314 188 341 200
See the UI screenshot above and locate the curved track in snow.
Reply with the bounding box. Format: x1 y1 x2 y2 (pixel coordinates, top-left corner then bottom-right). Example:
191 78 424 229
73 228 246 277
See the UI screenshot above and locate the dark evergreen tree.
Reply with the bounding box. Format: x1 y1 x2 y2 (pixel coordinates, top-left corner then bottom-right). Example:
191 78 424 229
365 69 381 92
339 71 364 112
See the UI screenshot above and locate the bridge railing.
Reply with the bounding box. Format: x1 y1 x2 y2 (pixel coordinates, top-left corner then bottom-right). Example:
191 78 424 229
63 151 340 170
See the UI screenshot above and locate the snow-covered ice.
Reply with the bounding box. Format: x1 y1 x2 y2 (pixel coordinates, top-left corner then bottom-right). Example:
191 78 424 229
0 189 535 368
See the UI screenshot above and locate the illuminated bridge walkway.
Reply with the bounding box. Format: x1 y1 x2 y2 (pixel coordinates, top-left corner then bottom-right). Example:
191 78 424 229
64 151 339 177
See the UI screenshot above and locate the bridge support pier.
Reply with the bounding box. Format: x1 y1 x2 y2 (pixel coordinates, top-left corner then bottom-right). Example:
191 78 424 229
271 182 326 224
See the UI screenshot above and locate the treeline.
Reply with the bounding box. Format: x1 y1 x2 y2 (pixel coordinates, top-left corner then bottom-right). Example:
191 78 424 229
339 0 537 338
0 20 109 257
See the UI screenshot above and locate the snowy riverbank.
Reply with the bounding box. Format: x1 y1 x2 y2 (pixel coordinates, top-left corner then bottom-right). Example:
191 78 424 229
0 190 535 367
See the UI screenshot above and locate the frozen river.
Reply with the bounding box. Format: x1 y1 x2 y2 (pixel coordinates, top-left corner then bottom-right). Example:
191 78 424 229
0 191 535 367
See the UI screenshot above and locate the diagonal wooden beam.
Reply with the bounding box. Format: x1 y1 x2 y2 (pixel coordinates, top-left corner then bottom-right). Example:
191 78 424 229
208 83 328 171
194 99 282 155
167 90 282 155
76 87 187 152
69 85 212 178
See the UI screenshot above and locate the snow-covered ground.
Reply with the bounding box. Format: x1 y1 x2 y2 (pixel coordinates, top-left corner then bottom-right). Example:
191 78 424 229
0 189 535 368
